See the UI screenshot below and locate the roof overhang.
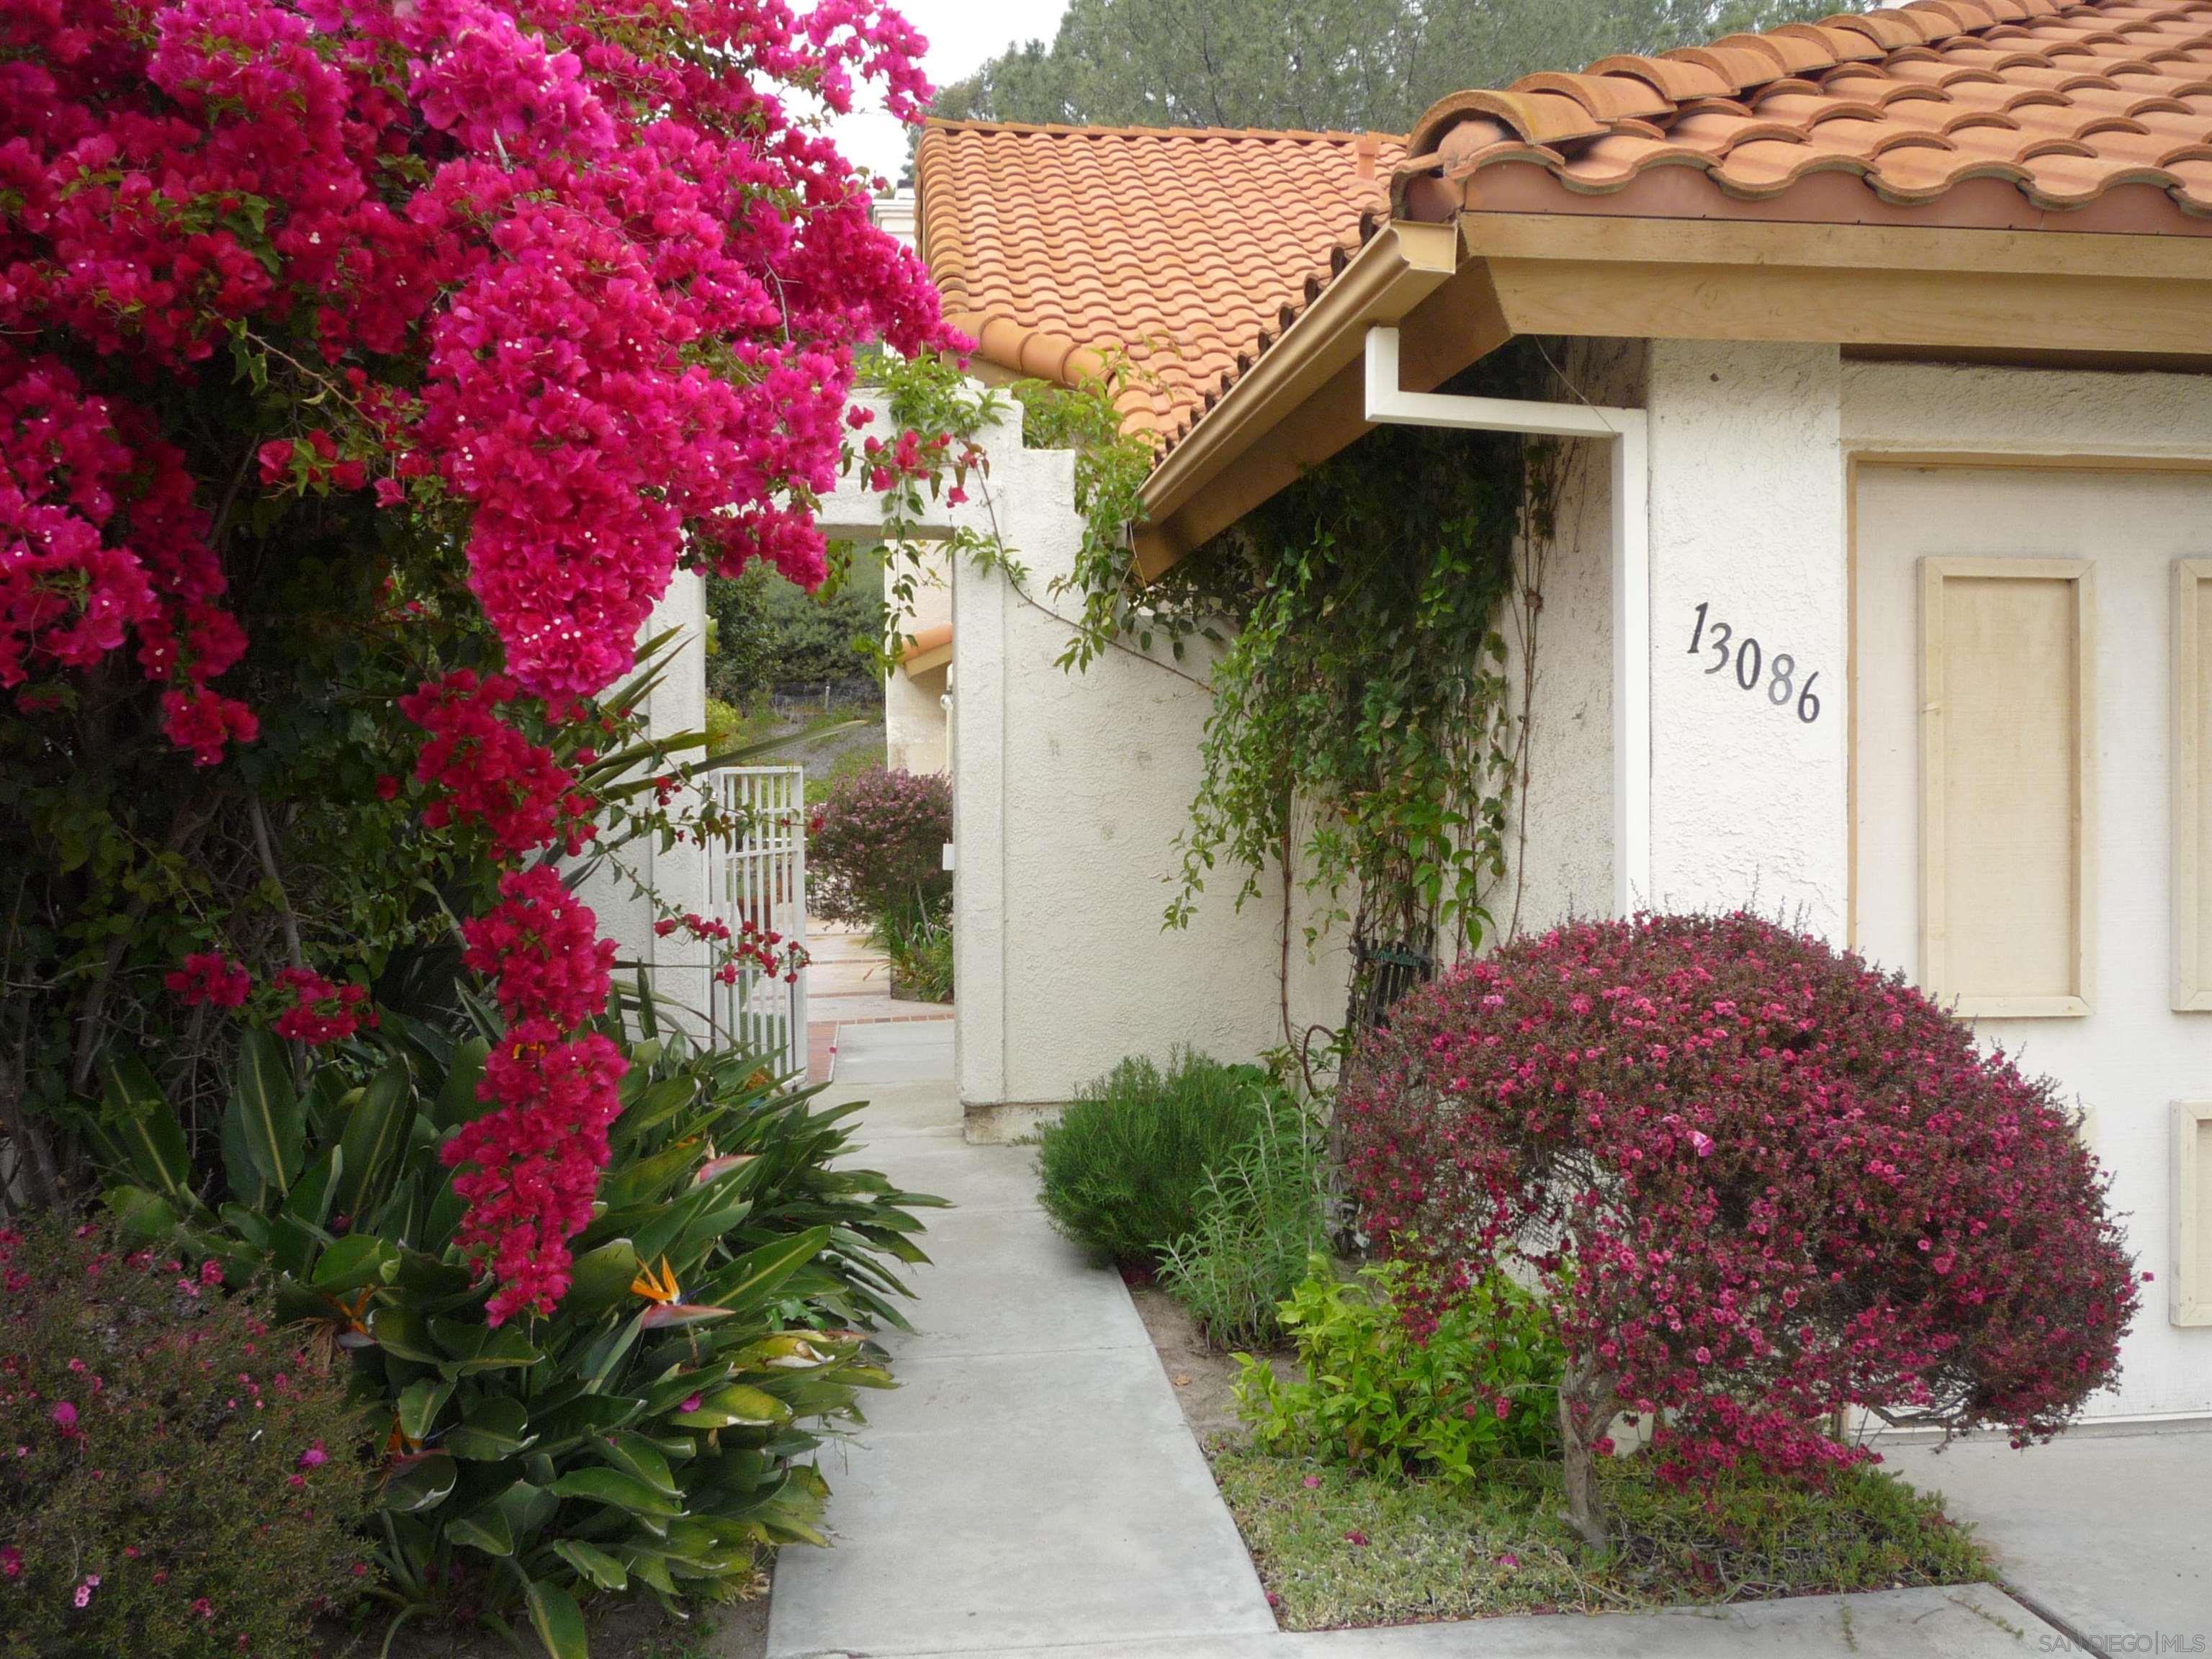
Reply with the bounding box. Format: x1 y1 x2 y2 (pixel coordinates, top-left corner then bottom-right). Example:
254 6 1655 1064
1133 210 2212 579
899 622 953 677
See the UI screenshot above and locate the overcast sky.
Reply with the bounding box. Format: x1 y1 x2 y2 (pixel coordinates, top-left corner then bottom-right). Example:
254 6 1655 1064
821 0 1072 185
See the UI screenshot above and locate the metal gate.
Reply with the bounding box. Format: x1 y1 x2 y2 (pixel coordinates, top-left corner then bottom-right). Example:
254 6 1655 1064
703 764 808 1076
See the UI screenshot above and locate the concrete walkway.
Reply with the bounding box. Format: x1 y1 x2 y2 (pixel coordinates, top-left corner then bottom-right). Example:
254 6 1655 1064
770 1020 1274 1658
1878 1426 2212 1653
801 923 952 1083
769 1025 2071 1659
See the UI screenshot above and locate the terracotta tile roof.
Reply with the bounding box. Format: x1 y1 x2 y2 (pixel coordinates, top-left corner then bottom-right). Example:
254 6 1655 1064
915 121 1403 438
1396 0 2212 233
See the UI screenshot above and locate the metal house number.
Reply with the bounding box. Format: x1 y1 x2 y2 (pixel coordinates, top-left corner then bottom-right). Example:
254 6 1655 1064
1687 602 1821 724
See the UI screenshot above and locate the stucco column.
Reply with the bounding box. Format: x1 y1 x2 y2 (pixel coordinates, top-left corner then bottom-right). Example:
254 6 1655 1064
1645 341 1848 940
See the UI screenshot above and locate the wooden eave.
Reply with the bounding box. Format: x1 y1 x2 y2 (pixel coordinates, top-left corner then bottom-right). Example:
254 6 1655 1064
1133 209 2212 580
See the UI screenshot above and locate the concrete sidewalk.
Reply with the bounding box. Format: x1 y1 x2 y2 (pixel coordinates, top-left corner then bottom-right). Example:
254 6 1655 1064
1877 1426 2212 1654
768 1021 1277 1658
767 1024 2072 1659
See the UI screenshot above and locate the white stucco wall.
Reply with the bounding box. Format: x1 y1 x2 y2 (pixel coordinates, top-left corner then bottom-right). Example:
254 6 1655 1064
1494 341 1638 942
885 545 950 775
577 570 714 1028
819 387 1343 1136
1645 340 1851 940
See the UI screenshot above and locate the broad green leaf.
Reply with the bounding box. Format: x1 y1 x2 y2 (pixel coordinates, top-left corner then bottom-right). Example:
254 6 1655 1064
228 1028 303 1195
433 1037 491 1128
560 1239 642 1318
694 1227 830 1313
670 1384 789 1431
379 1452 457 1514
549 1466 682 1517
444 1395 535 1460
332 1059 411 1220
310 1233 395 1293
447 1506 514 1557
368 1304 440 1364
97 1055 194 1202
282 1146 341 1231
596 1432 678 1497
104 1184 179 1239
521 1576 588 1659
396 1378 454 1443
550 1539 628 1591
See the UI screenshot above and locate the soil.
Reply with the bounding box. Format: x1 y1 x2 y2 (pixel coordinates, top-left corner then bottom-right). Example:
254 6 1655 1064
1125 1278 1299 1444
331 1582 769 1659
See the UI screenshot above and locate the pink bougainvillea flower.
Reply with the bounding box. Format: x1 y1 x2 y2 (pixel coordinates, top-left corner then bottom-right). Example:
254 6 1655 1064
165 952 251 1010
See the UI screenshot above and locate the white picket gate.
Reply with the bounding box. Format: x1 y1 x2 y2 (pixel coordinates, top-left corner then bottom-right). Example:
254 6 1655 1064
703 765 809 1077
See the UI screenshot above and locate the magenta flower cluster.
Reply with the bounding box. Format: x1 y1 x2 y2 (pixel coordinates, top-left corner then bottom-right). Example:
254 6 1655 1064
4 0 959 1318
1340 912 2142 1484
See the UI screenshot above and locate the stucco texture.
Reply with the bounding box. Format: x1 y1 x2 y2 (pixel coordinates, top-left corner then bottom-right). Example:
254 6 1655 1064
1646 340 1849 938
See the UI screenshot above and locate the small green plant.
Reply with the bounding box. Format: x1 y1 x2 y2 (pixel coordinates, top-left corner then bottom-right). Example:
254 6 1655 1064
878 907 953 1004
1035 1051 1277 1268
0 1217 373 1659
1157 1091 1326 1346
1235 1256 1563 1482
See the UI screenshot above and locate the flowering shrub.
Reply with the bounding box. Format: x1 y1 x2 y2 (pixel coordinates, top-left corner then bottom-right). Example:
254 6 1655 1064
91 1002 941 1654
2 0 957 1316
0 1218 370 1658
1340 912 2141 1544
1233 1255 1563 1480
807 765 952 929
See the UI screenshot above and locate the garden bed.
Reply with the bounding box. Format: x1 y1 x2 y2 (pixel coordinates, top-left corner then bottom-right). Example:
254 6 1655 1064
1130 1282 1995 1634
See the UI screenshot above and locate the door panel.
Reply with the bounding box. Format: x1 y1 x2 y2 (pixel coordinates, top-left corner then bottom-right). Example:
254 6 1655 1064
1853 464 2212 1412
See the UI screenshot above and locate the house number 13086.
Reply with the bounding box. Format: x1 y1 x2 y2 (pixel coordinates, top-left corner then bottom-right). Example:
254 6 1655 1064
1687 602 1821 724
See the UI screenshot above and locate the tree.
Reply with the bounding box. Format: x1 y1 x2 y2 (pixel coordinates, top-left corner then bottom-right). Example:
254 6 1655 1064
935 0 1840 135
1 0 953 1319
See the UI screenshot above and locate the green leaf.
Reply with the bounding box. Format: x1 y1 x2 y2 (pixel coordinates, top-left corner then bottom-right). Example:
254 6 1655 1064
396 1378 454 1443
670 1384 790 1431
447 1505 515 1557
561 1239 642 1318
379 1452 457 1514
695 1227 830 1313
444 1395 536 1460
549 1466 683 1517
368 1304 441 1364
228 1028 303 1195
521 1575 588 1659
550 1539 628 1592
96 1055 194 1203
332 1058 412 1220
310 1233 395 1293
103 1184 180 1239
434 1037 491 1128
597 1432 678 1497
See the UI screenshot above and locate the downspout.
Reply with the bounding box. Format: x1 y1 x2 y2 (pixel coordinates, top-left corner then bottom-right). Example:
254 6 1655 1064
1362 326 1650 916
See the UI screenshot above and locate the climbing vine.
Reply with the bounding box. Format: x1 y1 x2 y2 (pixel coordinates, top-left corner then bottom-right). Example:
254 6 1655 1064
842 342 1565 1035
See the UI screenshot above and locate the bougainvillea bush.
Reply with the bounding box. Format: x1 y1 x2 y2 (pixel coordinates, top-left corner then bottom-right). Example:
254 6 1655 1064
806 765 952 930
1340 912 2141 1545
1 0 955 1319
0 1218 371 1658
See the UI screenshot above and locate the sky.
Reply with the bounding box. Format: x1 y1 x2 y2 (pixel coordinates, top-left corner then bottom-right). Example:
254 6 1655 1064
822 0 1073 186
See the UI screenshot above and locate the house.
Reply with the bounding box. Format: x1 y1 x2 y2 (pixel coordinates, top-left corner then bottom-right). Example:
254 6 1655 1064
884 0 2212 1424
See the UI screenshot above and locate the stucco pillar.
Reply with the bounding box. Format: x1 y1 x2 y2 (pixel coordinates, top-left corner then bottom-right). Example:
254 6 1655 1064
1645 341 1848 940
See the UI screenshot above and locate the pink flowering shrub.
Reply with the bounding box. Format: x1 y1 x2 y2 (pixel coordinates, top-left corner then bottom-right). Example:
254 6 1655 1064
1340 912 2141 1545
2 0 957 1313
808 765 953 929
0 1218 371 1657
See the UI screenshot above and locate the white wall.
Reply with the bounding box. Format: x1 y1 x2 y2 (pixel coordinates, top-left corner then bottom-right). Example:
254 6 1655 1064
1645 341 1851 939
1494 341 1637 942
884 545 951 775
577 570 714 1028
819 389 1343 1138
